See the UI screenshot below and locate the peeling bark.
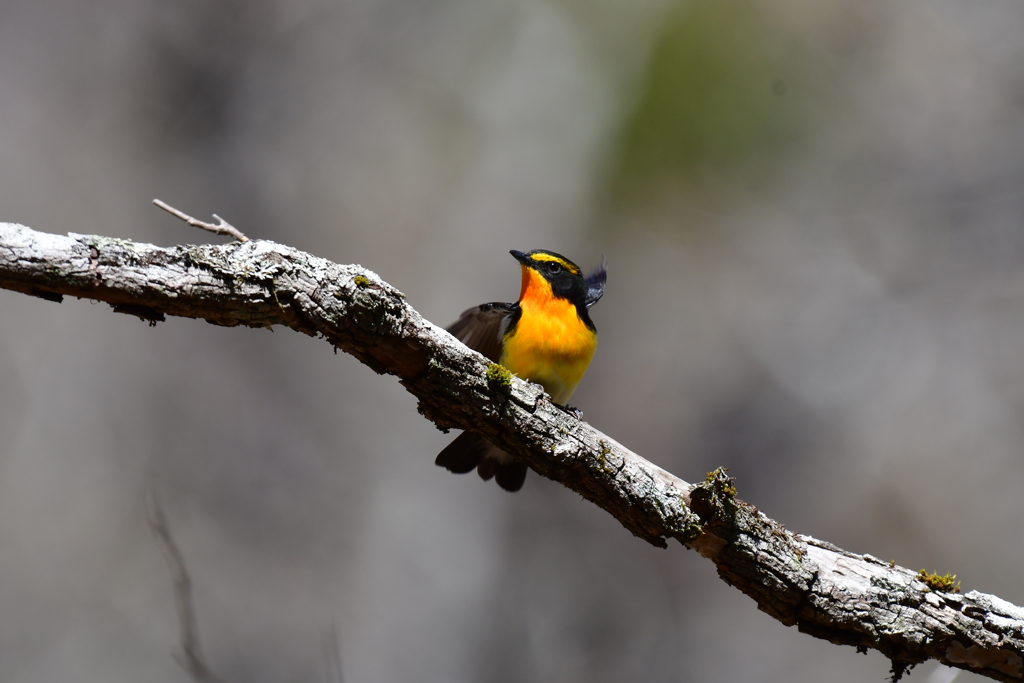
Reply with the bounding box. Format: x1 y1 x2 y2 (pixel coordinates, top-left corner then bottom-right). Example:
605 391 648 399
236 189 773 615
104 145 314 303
2 222 1022 682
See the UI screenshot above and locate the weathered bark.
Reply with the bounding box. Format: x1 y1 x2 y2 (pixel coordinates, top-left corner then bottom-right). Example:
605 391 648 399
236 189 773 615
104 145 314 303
2 221 1022 682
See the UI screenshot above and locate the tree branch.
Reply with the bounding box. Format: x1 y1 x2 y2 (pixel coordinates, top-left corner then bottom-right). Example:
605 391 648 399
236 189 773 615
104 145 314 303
153 199 249 243
147 495 226 683
2 221 1022 681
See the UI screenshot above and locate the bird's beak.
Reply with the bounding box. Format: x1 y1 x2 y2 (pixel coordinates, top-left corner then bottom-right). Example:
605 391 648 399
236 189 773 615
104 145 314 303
510 250 529 265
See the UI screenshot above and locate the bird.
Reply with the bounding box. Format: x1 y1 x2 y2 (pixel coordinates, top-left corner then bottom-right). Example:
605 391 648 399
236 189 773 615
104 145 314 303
435 249 606 491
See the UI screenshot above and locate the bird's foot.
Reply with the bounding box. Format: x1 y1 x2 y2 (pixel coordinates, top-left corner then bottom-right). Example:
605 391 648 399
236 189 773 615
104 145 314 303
556 403 584 420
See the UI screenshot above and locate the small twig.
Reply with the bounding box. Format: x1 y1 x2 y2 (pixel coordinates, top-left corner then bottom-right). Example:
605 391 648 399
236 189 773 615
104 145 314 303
323 620 344 683
926 666 961 683
153 199 249 242
147 494 226 683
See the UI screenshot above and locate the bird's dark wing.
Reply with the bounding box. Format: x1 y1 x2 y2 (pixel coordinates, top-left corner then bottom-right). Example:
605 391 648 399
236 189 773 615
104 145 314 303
446 302 516 362
584 255 607 308
441 302 528 491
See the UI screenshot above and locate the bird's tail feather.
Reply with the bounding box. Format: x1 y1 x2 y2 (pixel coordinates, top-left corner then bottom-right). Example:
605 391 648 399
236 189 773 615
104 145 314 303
435 432 527 492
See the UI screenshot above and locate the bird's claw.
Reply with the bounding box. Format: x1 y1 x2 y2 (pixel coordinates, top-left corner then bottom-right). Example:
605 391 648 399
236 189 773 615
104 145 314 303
556 403 584 420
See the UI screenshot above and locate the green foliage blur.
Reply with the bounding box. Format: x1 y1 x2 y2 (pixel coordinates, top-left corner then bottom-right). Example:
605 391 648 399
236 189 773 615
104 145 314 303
607 0 811 207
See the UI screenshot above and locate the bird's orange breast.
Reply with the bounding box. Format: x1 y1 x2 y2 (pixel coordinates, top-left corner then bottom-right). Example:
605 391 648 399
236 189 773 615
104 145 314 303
499 268 597 404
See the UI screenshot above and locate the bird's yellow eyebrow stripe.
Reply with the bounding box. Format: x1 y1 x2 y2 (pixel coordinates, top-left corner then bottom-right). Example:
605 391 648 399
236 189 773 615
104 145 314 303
529 253 581 275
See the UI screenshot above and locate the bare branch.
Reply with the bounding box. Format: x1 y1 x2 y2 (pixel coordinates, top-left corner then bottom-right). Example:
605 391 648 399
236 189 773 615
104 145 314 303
926 665 962 683
323 621 344 683
147 494 226 683
153 199 249 242
3 222 1024 682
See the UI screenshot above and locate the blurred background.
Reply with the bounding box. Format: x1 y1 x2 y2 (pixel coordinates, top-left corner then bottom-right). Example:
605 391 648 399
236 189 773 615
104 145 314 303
1 0 1022 681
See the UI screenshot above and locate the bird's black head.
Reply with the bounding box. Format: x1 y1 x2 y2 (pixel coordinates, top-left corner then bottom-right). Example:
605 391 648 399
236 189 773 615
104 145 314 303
511 249 587 302
510 249 604 328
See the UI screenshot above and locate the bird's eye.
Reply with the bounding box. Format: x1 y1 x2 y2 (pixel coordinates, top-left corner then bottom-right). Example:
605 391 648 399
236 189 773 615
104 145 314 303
545 262 561 274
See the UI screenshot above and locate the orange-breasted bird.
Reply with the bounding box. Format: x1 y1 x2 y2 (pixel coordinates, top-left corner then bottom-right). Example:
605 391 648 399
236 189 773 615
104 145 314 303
436 249 606 491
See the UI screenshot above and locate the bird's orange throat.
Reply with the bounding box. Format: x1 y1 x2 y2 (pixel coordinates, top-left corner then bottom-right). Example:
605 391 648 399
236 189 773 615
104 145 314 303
516 266 546 307
501 266 597 404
